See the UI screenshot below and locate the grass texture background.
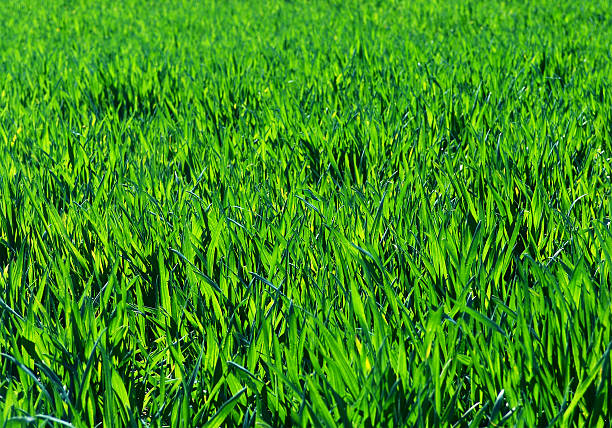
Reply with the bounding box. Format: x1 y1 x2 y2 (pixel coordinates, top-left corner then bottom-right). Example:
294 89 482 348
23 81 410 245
0 0 611 426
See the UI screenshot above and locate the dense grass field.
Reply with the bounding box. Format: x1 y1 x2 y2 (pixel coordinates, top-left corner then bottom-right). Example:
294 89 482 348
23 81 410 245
1 0 611 426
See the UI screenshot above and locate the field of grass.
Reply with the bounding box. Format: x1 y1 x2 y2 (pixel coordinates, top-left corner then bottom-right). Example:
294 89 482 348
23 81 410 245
1 0 611 426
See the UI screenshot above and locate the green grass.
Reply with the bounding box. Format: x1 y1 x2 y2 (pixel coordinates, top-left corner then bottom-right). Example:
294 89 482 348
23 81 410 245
0 0 611 426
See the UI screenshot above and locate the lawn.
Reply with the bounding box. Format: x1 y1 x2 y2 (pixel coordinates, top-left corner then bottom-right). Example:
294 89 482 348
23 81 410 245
0 0 611 426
